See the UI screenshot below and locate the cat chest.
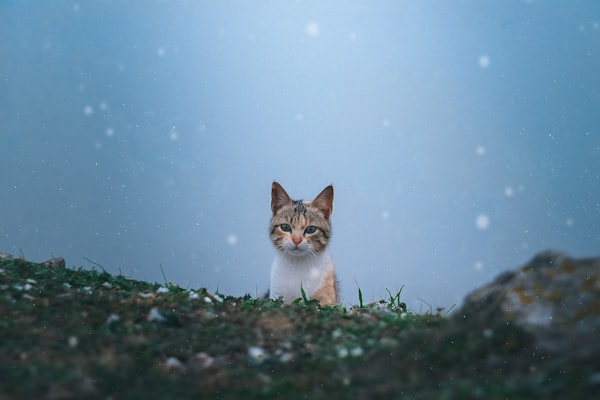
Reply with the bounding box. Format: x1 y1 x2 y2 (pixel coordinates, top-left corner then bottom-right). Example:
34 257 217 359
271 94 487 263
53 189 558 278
270 254 333 299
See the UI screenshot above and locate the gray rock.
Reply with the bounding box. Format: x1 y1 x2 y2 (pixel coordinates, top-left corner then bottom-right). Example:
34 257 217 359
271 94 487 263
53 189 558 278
455 250 600 360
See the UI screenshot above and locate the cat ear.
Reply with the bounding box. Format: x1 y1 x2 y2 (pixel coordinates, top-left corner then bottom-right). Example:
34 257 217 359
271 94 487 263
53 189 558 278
271 181 292 216
312 185 334 220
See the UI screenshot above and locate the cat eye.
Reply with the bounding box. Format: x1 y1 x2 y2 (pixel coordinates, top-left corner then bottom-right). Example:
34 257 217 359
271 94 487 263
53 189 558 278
280 223 292 232
304 225 318 234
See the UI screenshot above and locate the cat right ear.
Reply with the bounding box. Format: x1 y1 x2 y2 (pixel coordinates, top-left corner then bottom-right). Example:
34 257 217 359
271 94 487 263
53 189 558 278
271 181 292 216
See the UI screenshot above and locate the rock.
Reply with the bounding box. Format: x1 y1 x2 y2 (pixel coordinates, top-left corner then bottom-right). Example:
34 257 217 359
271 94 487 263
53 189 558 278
455 250 600 361
41 257 66 269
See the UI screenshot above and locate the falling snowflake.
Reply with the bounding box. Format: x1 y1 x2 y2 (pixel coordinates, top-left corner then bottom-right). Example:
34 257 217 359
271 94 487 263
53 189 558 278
168 127 178 141
566 218 574 227
105 128 115 137
306 21 320 37
475 145 486 156
226 234 238 246
478 54 491 68
381 211 391 221
475 214 490 230
157 47 166 57
504 186 514 197
83 105 94 116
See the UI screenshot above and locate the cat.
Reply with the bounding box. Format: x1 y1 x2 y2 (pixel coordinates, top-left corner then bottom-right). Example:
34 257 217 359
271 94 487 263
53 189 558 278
269 181 337 305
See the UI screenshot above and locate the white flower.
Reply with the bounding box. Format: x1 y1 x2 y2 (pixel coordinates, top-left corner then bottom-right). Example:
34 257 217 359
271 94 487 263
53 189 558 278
248 346 267 363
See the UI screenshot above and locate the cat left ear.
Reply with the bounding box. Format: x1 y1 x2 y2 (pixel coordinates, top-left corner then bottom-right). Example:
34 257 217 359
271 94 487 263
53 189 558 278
312 185 334 220
271 181 292 216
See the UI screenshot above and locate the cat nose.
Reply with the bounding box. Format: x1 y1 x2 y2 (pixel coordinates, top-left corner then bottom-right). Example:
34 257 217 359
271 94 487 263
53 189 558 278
292 236 302 246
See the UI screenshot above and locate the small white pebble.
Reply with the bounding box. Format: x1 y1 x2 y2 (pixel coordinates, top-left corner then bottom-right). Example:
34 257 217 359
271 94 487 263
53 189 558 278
26 278 37 284
106 313 120 324
188 292 199 300
68 336 79 348
194 352 214 369
213 294 224 303
350 346 364 357
165 357 185 372
147 307 165 322
204 296 212 303
248 346 267 363
156 287 169 294
337 348 349 358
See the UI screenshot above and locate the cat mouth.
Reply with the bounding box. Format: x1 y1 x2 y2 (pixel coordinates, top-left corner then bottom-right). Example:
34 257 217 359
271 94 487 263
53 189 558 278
285 247 307 256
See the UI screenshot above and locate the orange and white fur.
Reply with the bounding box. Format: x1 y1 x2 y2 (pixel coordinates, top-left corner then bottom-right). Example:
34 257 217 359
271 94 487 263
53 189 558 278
269 182 337 305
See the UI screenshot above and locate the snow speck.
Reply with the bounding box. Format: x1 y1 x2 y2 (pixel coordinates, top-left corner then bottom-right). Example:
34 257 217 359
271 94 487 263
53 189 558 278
475 214 490 230
474 261 484 271
566 218 574 227
105 128 115 137
306 21 320 37
504 186 514 197
478 54 491 68
381 210 391 221
382 118 391 128
83 105 94 116
294 113 304 122
68 336 79 348
157 47 166 57
475 145 486 156
226 234 238 246
99 102 108 111
168 127 178 141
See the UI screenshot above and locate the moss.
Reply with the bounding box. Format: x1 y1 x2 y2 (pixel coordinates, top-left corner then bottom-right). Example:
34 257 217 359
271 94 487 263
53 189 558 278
1 257 598 399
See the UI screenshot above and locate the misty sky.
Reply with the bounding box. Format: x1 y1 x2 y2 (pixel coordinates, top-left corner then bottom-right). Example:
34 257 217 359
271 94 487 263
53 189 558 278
1 1 599 310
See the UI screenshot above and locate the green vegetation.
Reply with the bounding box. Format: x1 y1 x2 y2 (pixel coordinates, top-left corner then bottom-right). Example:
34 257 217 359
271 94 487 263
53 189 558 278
1 256 597 399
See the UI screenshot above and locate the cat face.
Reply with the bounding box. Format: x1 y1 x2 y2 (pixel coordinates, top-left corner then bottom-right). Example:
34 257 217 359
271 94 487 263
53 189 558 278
269 182 333 258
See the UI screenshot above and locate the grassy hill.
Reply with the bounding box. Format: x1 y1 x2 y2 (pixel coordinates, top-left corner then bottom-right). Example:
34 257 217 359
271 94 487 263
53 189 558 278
1 256 596 399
